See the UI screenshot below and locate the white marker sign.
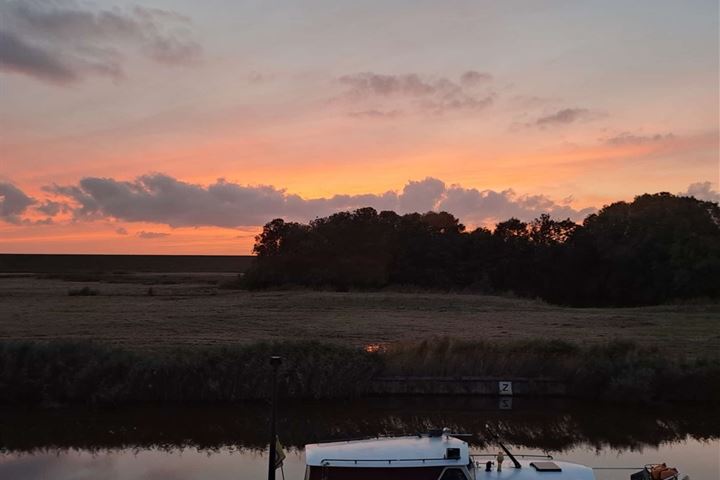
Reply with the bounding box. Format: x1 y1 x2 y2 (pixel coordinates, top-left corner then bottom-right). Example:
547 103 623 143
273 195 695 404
499 381 513 396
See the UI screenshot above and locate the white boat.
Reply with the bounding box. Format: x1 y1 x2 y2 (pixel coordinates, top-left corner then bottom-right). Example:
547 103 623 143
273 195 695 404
303 429 688 480
303 429 595 480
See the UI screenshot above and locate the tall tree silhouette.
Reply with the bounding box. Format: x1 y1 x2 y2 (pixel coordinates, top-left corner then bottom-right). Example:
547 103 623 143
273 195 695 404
246 193 720 306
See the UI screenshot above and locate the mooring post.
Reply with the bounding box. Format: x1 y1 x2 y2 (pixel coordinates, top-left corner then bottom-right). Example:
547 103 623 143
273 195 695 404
268 355 281 480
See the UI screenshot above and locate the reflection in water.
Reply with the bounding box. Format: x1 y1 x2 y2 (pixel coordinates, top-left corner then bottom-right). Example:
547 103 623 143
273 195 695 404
1 449 294 480
3 443 719 480
1 397 719 479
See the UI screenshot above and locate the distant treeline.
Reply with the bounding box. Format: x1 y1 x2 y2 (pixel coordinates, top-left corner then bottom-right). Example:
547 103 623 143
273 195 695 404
0 254 253 274
244 193 720 306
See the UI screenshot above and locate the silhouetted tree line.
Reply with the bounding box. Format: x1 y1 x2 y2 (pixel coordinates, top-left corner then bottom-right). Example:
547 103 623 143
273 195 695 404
244 193 720 306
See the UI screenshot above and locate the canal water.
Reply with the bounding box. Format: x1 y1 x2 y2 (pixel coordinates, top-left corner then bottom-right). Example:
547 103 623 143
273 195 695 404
1 397 718 479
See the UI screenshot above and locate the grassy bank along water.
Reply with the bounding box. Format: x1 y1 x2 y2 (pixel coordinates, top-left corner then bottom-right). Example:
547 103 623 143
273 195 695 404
1 339 718 406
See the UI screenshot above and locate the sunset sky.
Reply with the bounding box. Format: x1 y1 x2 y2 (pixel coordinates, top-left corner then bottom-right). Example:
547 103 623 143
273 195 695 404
1 0 718 254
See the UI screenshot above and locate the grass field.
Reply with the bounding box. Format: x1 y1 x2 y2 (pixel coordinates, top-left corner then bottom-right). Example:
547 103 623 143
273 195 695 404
1 274 719 356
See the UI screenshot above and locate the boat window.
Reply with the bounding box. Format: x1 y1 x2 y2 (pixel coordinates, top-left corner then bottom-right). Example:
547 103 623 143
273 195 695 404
438 468 468 480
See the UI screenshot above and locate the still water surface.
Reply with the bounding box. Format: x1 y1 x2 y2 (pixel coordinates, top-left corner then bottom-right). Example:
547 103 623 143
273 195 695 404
1 397 718 479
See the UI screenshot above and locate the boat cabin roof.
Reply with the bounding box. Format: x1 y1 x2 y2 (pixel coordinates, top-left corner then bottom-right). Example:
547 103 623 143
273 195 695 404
305 435 470 468
475 459 596 479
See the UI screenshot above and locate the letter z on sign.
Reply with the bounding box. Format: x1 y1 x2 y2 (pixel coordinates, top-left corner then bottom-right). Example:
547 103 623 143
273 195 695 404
499 381 513 396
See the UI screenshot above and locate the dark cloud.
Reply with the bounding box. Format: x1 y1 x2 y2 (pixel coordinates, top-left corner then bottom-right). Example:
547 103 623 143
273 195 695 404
0 0 201 85
42 183 99 216
44 173 595 229
339 72 437 97
460 70 492 86
0 182 36 224
535 108 591 127
35 200 68 216
681 182 720 203
137 231 169 239
0 31 84 84
602 132 675 146
11 176 716 231
45 174 293 227
338 71 494 116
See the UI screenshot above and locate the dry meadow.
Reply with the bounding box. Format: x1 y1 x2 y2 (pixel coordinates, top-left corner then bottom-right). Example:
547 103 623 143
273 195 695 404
1 273 718 356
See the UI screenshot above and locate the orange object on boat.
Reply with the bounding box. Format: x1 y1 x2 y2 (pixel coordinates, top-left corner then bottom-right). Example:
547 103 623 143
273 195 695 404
650 463 679 480
660 468 679 479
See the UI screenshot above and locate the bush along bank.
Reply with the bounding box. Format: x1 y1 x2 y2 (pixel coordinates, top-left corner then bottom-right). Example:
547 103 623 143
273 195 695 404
1 339 718 406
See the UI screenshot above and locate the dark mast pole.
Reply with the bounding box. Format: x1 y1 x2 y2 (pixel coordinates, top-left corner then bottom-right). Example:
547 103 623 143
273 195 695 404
268 356 281 480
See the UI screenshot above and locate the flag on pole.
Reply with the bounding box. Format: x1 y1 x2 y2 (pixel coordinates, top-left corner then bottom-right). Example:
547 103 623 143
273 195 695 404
274 437 286 470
